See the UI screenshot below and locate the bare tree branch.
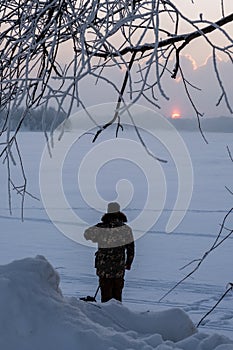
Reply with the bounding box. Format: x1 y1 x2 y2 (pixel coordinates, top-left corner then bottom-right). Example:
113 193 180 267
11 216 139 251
92 51 137 142
171 13 233 79
159 208 233 302
0 0 232 209
197 283 233 328
227 146 233 162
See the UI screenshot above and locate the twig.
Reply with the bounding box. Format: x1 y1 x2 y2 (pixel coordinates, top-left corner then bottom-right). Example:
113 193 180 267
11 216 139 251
227 146 233 162
225 186 233 195
92 51 137 142
159 208 233 302
1 1 232 214
197 283 233 328
178 67 208 144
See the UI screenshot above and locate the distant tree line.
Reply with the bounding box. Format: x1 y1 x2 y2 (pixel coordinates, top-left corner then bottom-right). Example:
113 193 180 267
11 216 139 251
0 107 66 131
170 116 233 133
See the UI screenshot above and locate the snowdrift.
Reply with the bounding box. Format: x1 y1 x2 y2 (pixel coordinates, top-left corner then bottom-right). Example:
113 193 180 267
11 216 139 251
0 255 233 350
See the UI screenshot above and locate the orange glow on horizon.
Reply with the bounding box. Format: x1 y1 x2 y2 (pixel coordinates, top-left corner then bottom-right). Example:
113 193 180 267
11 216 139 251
171 111 181 119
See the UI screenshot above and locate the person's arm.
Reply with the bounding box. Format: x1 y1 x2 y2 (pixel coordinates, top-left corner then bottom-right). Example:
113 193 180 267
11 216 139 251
125 228 135 270
125 241 134 270
84 226 99 242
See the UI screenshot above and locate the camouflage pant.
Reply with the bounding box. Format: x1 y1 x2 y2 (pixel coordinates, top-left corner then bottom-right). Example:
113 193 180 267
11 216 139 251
99 277 124 302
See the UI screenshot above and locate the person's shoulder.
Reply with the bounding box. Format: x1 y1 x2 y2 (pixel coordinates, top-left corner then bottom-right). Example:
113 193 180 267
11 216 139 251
96 222 107 228
101 212 127 224
119 223 133 238
124 224 134 239
84 223 103 234
123 223 132 230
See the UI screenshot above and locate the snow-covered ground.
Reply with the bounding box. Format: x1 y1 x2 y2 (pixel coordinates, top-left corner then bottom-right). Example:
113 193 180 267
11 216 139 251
0 130 233 349
2 255 233 350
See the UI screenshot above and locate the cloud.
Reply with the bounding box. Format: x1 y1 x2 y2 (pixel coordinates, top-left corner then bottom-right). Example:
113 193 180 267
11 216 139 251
160 54 233 118
64 52 232 121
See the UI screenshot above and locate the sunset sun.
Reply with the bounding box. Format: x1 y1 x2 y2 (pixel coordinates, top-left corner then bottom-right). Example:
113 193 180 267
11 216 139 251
171 111 182 119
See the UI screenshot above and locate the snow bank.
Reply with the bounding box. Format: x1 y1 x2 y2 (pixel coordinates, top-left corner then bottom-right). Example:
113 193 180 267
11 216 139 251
0 256 233 350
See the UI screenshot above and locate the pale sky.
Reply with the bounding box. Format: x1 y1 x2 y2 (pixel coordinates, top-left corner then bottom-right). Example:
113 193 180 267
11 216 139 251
163 0 233 65
59 1 233 119
174 0 233 19
77 53 233 119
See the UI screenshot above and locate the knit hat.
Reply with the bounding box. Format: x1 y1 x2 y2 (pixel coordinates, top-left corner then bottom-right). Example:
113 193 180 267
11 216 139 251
107 202 120 213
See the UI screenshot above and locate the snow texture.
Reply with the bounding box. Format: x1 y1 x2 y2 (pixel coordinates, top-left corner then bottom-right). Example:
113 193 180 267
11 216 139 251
1 131 233 349
0 255 233 350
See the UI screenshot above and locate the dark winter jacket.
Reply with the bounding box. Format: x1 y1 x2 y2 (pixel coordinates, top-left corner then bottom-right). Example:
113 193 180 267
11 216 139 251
84 212 135 278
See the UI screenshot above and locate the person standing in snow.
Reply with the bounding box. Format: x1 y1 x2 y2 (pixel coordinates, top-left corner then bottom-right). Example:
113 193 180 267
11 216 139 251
84 202 135 303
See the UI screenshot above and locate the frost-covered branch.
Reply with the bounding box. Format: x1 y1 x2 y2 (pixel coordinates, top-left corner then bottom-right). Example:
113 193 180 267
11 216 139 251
0 0 232 207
